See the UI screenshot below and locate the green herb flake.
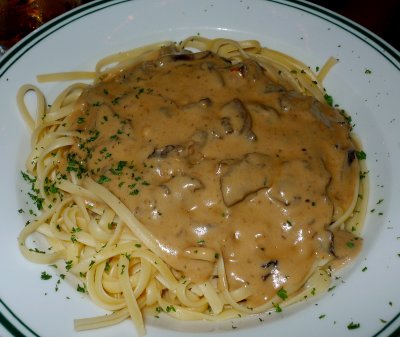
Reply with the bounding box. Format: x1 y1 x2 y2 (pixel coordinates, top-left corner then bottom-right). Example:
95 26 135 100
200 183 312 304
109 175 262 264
327 285 336 292
129 189 139 196
356 150 367 160
110 161 127 175
111 97 121 105
324 93 333 106
65 260 73 271
273 302 282 313
66 152 87 178
347 322 360 330
87 129 100 142
77 283 87 293
165 305 176 313
27 192 44 211
40 271 52 280
277 288 288 300
21 170 36 184
97 175 111 184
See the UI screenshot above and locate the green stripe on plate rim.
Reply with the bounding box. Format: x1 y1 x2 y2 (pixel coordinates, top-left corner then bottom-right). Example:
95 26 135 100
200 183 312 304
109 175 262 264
0 299 39 337
0 0 399 336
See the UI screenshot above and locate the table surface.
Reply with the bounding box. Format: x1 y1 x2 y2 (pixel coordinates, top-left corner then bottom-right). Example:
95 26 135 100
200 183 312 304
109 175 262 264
1 0 399 54
308 0 399 51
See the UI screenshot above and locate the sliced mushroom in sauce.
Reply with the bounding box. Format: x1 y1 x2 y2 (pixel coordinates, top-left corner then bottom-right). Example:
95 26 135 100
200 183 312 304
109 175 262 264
220 153 274 206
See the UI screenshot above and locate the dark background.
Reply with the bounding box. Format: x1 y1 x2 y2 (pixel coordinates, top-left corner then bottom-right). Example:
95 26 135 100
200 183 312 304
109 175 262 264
1 0 399 53
307 0 399 50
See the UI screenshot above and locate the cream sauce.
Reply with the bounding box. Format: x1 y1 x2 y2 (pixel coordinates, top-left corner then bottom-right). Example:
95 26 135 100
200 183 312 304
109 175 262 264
65 50 361 307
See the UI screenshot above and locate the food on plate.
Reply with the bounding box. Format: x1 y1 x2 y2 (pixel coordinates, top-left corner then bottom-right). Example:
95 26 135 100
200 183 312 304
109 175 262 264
17 36 367 335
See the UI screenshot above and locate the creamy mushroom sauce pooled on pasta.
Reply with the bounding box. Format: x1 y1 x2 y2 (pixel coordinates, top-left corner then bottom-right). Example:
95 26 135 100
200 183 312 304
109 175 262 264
64 48 361 307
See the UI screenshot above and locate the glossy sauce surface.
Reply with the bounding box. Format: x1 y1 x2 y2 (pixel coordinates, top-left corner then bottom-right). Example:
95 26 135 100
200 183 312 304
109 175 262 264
66 50 361 307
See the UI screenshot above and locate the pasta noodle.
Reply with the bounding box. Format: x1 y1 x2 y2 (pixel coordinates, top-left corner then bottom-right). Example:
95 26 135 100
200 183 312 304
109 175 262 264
17 36 367 335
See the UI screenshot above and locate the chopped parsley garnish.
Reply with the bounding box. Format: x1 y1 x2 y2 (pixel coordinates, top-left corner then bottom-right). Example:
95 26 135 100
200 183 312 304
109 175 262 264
277 288 288 300
360 170 369 179
21 171 36 184
355 150 367 160
66 152 87 178
65 260 73 271
27 192 44 210
347 322 360 330
77 283 87 293
40 271 52 280
111 97 121 105
129 188 139 196
165 305 176 313
324 93 333 106
273 302 282 312
97 175 111 184
110 161 127 175
87 129 100 142
44 177 59 195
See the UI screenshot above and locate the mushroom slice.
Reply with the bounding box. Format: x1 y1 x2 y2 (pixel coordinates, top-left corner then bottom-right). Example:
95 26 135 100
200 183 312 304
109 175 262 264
220 153 273 207
170 50 212 61
245 102 280 123
329 229 362 260
181 98 212 112
237 59 264 82
158 44 180 57
164 175 204 201
148 144 183 159
220 99 257 141
310 99 333 127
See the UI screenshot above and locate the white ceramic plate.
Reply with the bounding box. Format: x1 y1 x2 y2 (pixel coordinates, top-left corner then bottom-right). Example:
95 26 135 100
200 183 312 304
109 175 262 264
0 0 399 336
